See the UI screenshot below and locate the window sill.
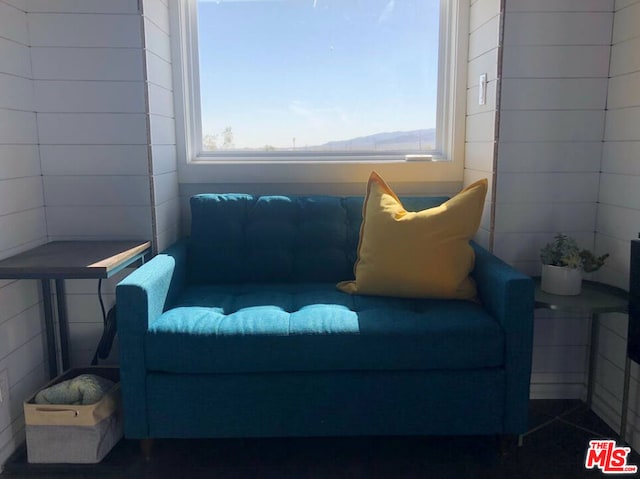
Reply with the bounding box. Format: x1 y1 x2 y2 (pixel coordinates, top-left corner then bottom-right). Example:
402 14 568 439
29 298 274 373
178 157 463 184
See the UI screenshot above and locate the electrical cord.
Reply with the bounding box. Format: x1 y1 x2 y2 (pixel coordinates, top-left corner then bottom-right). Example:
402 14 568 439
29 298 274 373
91 279 118 365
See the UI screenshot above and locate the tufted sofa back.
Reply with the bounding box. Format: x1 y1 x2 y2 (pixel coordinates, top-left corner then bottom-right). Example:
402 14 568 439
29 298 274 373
187 193 448 284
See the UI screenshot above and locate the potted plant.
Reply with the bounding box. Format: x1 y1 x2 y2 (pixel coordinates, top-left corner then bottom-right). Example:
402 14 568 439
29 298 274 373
539 233 609 295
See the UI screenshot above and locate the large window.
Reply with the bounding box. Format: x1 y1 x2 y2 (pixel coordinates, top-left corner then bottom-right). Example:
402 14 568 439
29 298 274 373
171 0 468 182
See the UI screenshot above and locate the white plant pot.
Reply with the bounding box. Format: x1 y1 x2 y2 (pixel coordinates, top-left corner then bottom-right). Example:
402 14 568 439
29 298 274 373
541 264 582 296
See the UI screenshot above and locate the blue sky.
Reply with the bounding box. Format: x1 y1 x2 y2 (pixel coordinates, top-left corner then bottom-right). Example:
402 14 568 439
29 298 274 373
197 0 440 149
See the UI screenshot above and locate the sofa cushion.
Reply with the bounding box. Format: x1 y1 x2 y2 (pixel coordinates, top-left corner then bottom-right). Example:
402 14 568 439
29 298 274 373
337 172 488 300
145 283 504 374
187 194 449 284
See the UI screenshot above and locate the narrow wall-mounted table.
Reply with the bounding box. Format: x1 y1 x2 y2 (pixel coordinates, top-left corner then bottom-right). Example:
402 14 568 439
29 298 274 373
0 241 151 379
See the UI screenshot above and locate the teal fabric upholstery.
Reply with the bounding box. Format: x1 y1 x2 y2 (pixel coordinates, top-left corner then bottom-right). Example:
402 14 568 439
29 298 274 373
116 193 534 441
188 194 447 283
145 370 505 438
145 283 503 374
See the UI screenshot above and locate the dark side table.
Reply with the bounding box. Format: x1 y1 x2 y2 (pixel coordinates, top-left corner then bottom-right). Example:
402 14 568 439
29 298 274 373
534 278 629 439
0 241 151 379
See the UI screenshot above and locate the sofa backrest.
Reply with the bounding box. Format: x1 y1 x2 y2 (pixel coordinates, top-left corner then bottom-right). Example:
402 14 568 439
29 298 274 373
188 193 448 284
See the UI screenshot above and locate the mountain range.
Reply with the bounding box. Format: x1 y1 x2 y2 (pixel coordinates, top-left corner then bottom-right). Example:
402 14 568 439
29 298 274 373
313 128 436 151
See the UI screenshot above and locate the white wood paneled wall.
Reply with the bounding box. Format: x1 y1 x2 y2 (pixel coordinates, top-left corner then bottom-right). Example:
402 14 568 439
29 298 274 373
464 0 501 251
29 3 152 241
593 0 640 451
0 0 48 469
495 1 612 274
597 0 640 291
0 4 183 466
25 0 154 371
143 0 180 253
494 0 613 400
2 0 640 467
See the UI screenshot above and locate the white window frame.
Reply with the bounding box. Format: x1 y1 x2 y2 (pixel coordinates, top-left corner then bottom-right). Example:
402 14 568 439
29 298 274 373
170 0 469 184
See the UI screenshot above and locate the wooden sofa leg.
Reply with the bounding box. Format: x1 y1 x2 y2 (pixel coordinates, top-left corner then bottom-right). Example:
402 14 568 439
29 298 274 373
140 438 154 461
497 435 517 456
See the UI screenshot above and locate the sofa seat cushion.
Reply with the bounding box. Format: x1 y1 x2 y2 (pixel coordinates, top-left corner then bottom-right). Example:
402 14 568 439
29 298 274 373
145 283 504 374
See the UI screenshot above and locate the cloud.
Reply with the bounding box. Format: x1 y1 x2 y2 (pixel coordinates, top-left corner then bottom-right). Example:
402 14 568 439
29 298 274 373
378 0 395 24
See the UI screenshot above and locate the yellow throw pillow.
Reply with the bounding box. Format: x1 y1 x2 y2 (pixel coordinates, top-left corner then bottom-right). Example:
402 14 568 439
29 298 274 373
337 171 488 300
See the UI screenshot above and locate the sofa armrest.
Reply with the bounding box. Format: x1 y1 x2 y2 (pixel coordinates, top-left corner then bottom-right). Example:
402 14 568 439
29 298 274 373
471 242 535 434
117 238 188 332
116 238 188 438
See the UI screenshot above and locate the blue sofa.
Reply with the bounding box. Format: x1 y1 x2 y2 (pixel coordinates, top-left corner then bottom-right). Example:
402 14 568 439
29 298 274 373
116 193 534 443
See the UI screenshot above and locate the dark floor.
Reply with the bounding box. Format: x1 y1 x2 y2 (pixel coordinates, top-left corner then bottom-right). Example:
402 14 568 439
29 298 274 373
2 400 639 479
